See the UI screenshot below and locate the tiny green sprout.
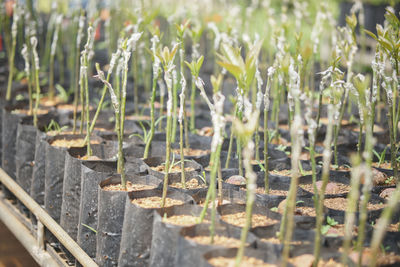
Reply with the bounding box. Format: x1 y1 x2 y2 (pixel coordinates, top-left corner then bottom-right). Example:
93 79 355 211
276 144 288 152
197 171 207 185
158 45 179 68
217 40 263 92
81 223 97 234
322 217 339 236
185 55 204 78
345 13 357 35
296 200 305 206
380 244 391 253
373 148 388 168
55 84 70 103
175 19 191 38
270 207 278 212
268 130 278 143
327 216 339 226
257 160 266 172
385 176 394 185
210 73 223 94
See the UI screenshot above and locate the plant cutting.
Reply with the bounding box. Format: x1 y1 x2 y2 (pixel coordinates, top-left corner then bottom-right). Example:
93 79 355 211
72 11 85 133
176 20 190 149
279 58 304 267
80 25 94 155
157 43 179 207
218 40 262 176
189 65 225 244
189 23 204 132
6 2 20 101
366 9 400 180
312 60 344 266
232 101 259 267
31 36 41 127
48 14 62 101
332 14 358 168
95 38 132 189
143 31 161 159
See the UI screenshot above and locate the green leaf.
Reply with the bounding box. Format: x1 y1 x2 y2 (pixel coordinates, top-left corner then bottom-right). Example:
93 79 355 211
217 61 242 79
327 216 338 226
364 29 377 41
321 225 331 235
81 223 97 233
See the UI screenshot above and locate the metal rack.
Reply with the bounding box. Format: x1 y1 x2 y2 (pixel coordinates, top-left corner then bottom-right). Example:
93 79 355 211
0 168 97 267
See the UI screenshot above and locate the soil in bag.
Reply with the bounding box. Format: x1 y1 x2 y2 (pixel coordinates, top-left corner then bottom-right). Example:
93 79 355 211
118 189 193 267
96 174 161 266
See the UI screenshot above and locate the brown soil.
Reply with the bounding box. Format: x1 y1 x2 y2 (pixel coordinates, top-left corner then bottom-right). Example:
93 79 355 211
269 137 290 146
220 212 278 228
254 188 288 196
295 206 316 217
300 182 350 195
173 148 210 156
103 181 156 192
162 215 208 226
260 237 308 246
323 198 386 211
50 138 86 148
371 162 391 169
277 199 316 216
270 169 292 176
131 196 184 209
330 165 351 171
289 255 344 267
270 169 313 177
12 108 48 115
279 124 309 131
373 221 400 232
319 117 351 126
170 178 206 189
150 164 195 173
325 224 358 237
125 114 151 121
352 125 385 133
40 96 64 107
197 127 213 136
380 188 396 199
78 155 102 161
348 248 400 267
56 104 89 111
50 138 101 148
289 254 315 267
185 235 243 248
208 256 275 267
198 199 245 207
46 130 74 136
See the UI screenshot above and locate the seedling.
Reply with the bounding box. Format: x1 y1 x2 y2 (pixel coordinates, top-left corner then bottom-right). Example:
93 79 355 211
321 216 339 235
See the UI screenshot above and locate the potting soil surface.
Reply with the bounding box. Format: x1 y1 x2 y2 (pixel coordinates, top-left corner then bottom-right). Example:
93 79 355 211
323 198 386 211
170 178 206 189
186 235 244 248
12 108 48 115
300 182 350 195
103 181 156 192
50 138 88 148
151 165 195 173
172 148 210 156
131 196 184 208
208 256 276 267
162 215 209 226
221 212 278 228
260 237 309 246
254 188 288 196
